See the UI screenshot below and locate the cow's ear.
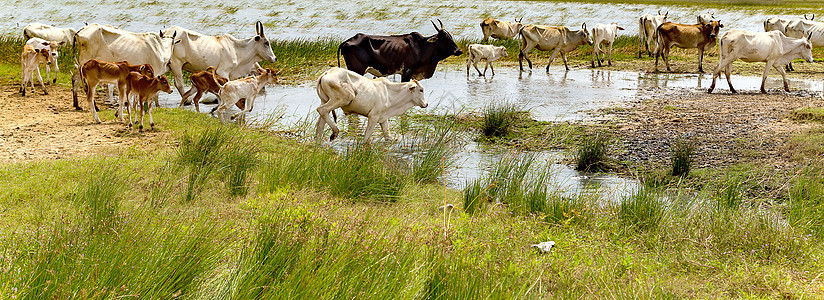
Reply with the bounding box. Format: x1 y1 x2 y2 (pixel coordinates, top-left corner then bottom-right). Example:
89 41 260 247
617 26 625 30
42 42 50 46
58 41 66 45
719 24 724 28
255 36 261 41
427 36 438 43
174 39 181 45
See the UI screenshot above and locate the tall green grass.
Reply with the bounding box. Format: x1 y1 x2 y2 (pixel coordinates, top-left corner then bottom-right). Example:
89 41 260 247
670 137 695 177
407 122 460 184
480 102 519 139
789 167 824 237
618 188 665 232
575 133 610 172
177 126 259 201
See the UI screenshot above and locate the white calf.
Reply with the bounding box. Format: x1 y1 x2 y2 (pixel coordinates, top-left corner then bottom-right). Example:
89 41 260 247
466 44 508 76
315 67 428 143
212 68 278 124
25 38 64 84
591 23 624 67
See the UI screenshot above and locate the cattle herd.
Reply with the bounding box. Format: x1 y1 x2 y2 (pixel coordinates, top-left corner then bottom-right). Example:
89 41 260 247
14 12 824 140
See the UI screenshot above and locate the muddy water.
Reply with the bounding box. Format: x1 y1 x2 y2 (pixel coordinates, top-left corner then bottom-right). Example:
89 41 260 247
5 0 815 39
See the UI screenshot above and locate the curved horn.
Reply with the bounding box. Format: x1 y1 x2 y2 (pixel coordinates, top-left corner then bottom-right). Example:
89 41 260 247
438 19 444 30
582 22 587 30
431 20 439 31
805 14 809 20
809 32 813 40
666 11 669 17
159 30 163 38
658 10 662 16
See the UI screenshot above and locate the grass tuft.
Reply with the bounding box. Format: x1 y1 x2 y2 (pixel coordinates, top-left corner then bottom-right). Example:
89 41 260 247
575 133 610 171
480 102 519 139
618 188 665 232
670 137 695 177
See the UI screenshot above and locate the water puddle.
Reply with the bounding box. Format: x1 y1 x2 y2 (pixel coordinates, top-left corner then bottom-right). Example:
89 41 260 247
6 0 816 40
156 68 821 200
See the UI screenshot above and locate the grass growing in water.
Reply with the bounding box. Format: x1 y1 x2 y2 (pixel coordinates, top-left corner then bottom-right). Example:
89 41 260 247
618 188 665 232
480 102 519 139
575 133 609 171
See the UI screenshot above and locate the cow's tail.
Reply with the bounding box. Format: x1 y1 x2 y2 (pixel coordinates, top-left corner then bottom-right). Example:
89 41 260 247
207 66 222 90
655 23 666 55
337 44 342 68
316 75 337 123
22 28 29 40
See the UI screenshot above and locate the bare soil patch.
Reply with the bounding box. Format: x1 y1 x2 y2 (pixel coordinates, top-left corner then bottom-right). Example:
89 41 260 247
0 83 167 163
604 87 824 170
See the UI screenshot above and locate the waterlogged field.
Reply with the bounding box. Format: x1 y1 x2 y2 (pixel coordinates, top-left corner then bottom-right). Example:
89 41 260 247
3 0 824 298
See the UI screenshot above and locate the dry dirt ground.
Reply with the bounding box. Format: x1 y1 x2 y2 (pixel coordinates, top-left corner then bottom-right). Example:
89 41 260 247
602 87 824 170
0 83 167 164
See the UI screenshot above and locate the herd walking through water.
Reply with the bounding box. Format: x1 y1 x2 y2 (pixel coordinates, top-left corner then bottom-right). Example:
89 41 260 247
16 11 824 140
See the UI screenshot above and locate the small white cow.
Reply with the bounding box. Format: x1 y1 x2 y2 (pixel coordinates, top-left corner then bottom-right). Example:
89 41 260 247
466 44 507 76
638 11 668 57
25 38 64 84
212 68 278 124
591 23 624 67
23 23 76 45
315 67 428 143
480 18 525 41
708 30 813 94
20 45 52 96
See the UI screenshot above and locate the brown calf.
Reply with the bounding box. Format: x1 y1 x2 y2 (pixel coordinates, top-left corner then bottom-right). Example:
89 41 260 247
20 45 52 96
655 21 723 73
80 59 154 123
180 67 247 112
125 73 172 131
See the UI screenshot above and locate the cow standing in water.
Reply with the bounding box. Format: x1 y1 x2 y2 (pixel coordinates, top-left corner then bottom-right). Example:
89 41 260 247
480 18 524 41
519 23 593 72
338 20 463 82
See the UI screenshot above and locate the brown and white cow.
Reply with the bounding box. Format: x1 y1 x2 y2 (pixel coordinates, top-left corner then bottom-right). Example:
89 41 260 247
480 18 524 41
708 30 813 94
180 66 227 112
591 23 624 67
655 20 724 73
79 59 154 123
211 68 278 124
519 23 593 72
124 73 173 131
315 67 428 143
638 11 668 58
25 38 65 84
466 44 508 76
20 45 52 96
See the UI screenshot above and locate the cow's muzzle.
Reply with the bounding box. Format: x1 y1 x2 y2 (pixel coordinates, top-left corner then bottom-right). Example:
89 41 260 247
421 103 429 108
454 50 463 56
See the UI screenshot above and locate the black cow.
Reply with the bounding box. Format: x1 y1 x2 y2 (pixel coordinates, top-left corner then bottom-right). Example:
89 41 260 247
338 20 463 82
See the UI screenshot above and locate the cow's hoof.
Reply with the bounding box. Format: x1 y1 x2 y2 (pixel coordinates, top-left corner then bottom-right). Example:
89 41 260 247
608 61 612 66
329 132 337 141
731 89 738 94
707 88 714 93
52 79 56 84
43 91 48 95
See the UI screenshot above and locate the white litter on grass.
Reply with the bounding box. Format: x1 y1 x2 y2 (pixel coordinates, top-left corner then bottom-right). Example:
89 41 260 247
438 204 455 212
531 241 556 253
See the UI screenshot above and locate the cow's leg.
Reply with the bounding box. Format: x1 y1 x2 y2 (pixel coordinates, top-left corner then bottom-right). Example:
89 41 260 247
608 42 614 66
148 99 155 129
34 67 48 95
139 98 146 131
724 64 735 94
698 48 705 73
379 121 392 140
363 116 379 143
72 71 81 110
664 46 672 72
86 82 101 123
43 64 51 85
592 45 597 68
774 64 790 92
192 90 204 113
52 57 59 84
708 60 727 93
547 48 562 72
179 86 194 108
490 62 496 76
482 61 490 77
316 102 343 142
760 62 773 94
519 46 533 71
474 58 484 76
466 58 470 77
171 64 190 105
787 62 795 72
561 52 570 71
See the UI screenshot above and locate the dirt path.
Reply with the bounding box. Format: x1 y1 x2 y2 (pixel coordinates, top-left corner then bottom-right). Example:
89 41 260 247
0 83 166 163
604 87 824 170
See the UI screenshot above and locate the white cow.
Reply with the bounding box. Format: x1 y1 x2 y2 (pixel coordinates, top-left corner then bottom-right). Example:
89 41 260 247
785 19 824 47
25 38 64 84
698 13 717 24
591 23 624 67
519 24 593 72
638 11 668 57
20 45 52 96
764 16 803 71
72 23 178 110
466 44 507 76
161 22 277 104
23 23 76 45
211 68 278 124
315 67 428 143
708 30 813 94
